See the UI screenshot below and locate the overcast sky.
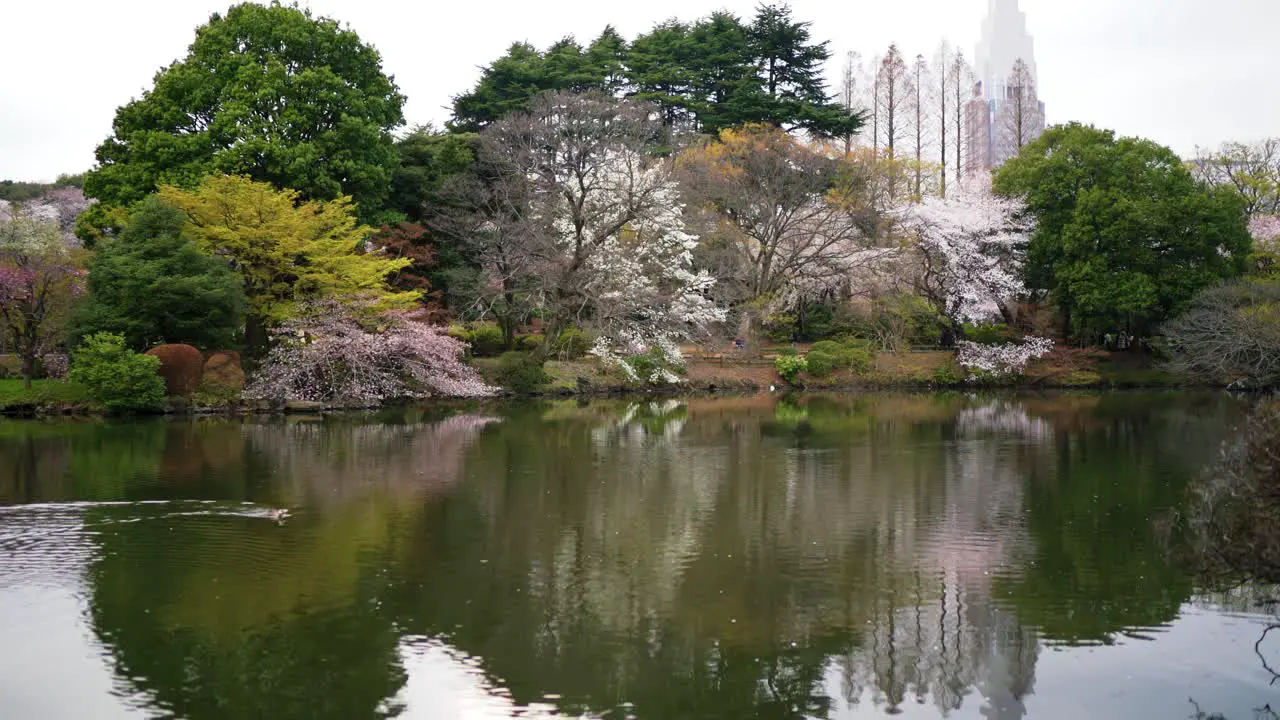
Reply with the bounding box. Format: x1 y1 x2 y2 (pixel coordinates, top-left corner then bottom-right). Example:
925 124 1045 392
1 0 1276 182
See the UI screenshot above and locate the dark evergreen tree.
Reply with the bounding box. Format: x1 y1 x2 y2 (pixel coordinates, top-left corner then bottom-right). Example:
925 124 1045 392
448 4 863 138
747 4 861 137
450 42 551 133
626 21 698 128
585 26 630 94
71 197 245 350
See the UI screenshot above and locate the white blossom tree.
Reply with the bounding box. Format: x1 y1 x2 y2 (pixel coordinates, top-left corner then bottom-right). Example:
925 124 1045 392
897 178 1031 340
898 178 1053 375
476 91 726 369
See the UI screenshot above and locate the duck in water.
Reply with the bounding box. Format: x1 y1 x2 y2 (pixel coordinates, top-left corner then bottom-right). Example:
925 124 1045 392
269 508 290 525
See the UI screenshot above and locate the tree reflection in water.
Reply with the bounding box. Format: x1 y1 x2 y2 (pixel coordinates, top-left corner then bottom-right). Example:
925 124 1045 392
0 393 1257 719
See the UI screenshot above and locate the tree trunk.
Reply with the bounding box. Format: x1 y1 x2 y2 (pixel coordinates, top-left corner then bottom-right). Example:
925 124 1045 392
940 320 965 348
20 354 34 390
501 287 518 350
244 314 270 368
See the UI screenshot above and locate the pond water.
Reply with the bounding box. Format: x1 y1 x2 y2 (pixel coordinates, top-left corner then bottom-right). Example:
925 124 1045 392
0 393 1277 720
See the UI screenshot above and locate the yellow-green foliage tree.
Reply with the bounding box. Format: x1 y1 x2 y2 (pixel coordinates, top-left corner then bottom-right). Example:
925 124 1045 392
158 176 418 346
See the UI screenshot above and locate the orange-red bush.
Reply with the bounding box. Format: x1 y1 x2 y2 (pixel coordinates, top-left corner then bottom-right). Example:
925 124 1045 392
144 344 203 396
202 351 245 391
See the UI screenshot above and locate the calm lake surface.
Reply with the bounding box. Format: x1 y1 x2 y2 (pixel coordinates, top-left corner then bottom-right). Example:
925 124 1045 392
1 393 1277 719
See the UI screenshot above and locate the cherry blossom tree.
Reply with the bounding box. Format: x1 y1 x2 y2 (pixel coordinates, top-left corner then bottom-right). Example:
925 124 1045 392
245 301 495 405
897 177 1032 343
0 188 92 245
897 178 1054 373
955 336 1053 379
475 91 726 367
0 208 86 387
1250 214 1280 273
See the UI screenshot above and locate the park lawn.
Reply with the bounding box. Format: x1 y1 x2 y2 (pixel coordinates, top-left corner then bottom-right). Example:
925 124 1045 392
0 378 91 409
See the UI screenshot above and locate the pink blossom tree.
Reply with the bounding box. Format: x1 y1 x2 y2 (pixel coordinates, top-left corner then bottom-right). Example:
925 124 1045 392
896 178 1032 343
0 208 86 388
245 301 495 405
897 178 1053 376
1250 214 1280 274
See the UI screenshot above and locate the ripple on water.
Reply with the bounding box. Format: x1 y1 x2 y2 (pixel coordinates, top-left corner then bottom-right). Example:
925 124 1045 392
0 501 297 590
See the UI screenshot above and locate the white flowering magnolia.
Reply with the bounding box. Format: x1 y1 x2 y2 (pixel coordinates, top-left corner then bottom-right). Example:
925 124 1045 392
955 337 1054 379
480 92 726 380
897 181 1031 328
569 159 726 374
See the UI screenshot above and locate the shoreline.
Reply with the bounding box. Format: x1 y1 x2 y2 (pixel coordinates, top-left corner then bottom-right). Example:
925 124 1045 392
0 376 1248 419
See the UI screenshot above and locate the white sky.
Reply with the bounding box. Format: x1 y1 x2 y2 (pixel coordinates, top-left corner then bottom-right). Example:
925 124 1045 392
1 0 1277 182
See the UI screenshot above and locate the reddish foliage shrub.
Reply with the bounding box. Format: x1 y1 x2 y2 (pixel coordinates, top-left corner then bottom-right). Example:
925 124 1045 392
145 344 203 396
203 351 245 391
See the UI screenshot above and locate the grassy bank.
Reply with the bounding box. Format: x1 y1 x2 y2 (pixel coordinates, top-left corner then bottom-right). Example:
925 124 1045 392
0 379 93 414
474 346 1188 396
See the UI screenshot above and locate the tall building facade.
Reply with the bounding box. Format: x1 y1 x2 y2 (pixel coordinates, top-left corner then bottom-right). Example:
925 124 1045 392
966 0 1045 174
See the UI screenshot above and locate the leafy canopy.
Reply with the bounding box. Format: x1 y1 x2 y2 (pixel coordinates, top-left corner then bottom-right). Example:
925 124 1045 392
158 176 417 327
71 197 246 350
83 2 405 225
450 5 861 138
994 122 1252 335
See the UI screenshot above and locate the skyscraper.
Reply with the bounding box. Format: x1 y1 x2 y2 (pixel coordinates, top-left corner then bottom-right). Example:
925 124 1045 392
966 0 1045 173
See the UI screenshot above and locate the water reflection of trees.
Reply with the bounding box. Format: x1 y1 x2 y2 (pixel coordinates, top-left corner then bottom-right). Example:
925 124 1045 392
0 393 1245 719
69 413 499 719
388 393 1240 719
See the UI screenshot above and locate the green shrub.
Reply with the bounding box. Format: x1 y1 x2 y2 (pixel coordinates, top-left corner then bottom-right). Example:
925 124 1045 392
517 334 545 352
805 351 837 377
467 323 507 357
810 340 846 357
932 362 965 386
963 323 1017 346
775 354 808 384
552 327 592 359
806 338 874 375
626 352 658 380
69 332 165 412
841 339 875 373
496 352 548 392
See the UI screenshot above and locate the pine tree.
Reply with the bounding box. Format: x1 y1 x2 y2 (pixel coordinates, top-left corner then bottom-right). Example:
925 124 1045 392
72 197 245 349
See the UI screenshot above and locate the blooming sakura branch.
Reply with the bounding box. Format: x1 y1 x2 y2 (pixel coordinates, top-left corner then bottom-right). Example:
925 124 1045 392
246 301 496 405
955 337 1054 379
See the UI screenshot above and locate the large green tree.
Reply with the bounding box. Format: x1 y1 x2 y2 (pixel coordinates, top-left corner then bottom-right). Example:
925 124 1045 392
449 30 626 133
994 123 1252 337
449 5 861 138
83 2 405 227
70 197 245 350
